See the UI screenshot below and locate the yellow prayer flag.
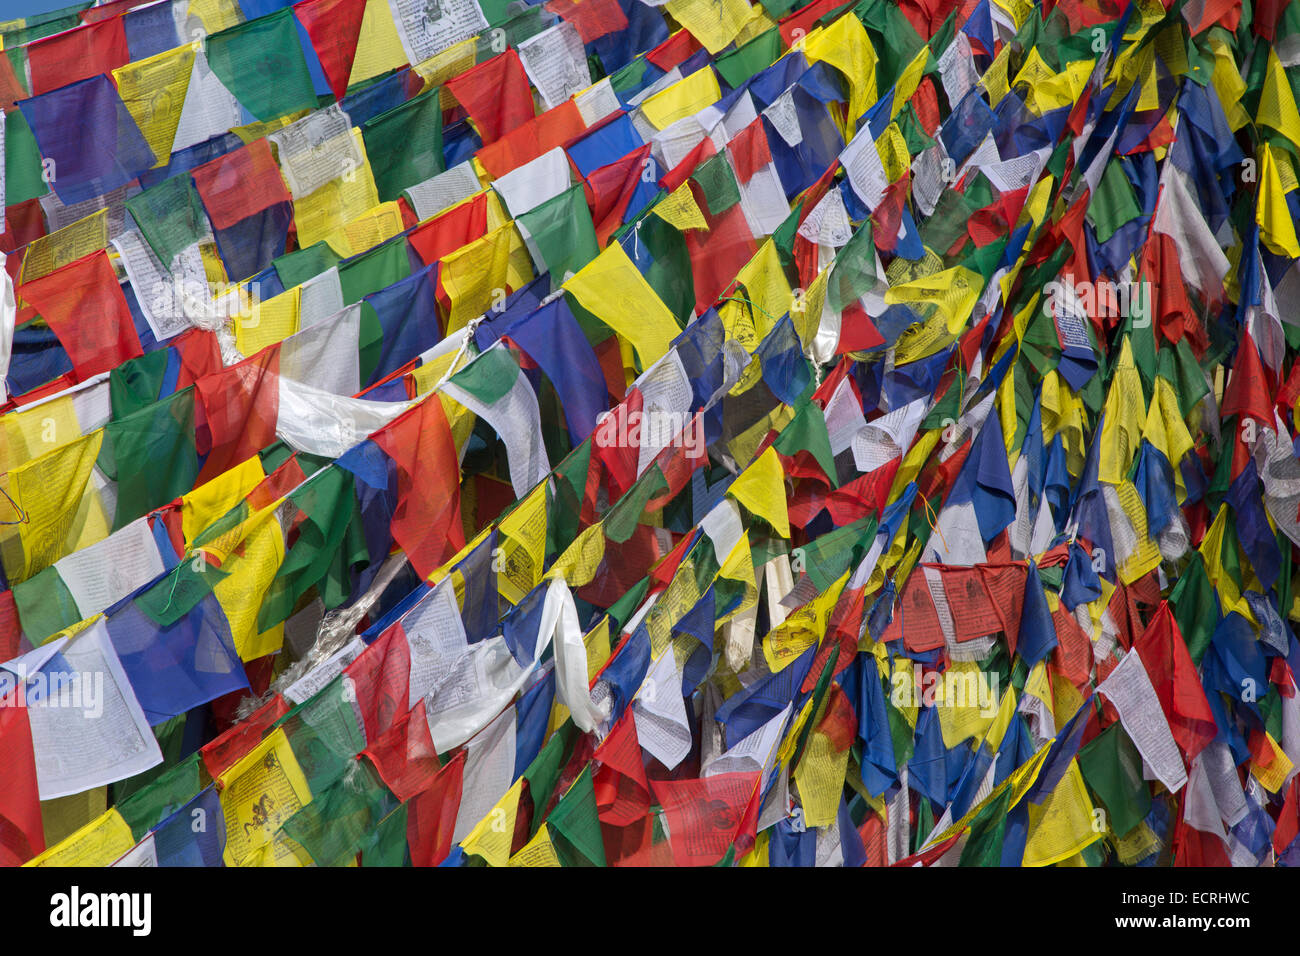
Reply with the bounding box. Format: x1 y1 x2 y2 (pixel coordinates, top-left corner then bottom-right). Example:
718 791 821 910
550 521 607 589
292 130 382 249
1208 35 1249 130
884 265 982 337
39 786 108 849
794 725 851 828
640 66 723 130
18 208 109 285
11 429 109 583
508 822 562 866
1097 337 1144 485
439 221 535 333
185 0 243 33
1022 760 1102 866
326 200 407 258
653 181 709 233
1250 732 1295 793
0 395 82 474
663 0 757 55
934 661 1001 748
891 47 930 118
876 122 910 183
182 454 267 546
727 446 790 538
718 239 792 347
461 779 524 866
350 0 413 87
763 569 846 672
1257 143 1300 259
113 44 196 168
1257 49 1300 152
218 728 313 867
25 808 134 867
235 285 301 357
497 482 548 604
584 616 612 681
1116 480 1163 585
715 531 758 626
414 37 479 106
1143 377 1193 485
803 13 877 133
213 511 287 661
562 241 681 369
980 42 1012 104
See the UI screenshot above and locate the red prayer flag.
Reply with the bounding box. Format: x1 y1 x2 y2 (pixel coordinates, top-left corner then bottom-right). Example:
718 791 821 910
1134 603 1217 763
408 750 466 866
191 139 292 232
345 621 413 744
193 346 281 486
362 700 442 801
371 396 466 581
726 119 772 185
199 693 292 779
648 771 760 867
593 712 651 827
446 50 535 145
476 100 586 180
19 250 144 381
546 0 628 41
293 0 369 102
584 144 652 248
0 696 43 866
1220 330 1276 428
26 17 129 96
408 192 489 266
646 28 702 71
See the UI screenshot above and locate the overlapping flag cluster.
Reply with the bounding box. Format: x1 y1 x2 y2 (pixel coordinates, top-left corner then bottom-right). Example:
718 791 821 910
0 0 1298 868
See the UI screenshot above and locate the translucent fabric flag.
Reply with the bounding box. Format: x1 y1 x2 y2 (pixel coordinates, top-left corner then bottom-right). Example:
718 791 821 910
293 0 369 102
112 43 197 171
361 86 445 203
26 15 131 97
443 345 552 498
18 250 145 381
104 594 249 726
445 50 536 145
97 387 200 530
205 8 320 123
18 75 157 207
190 138 293 236
191 138 295 279
193 347 281 486
370 396 465 581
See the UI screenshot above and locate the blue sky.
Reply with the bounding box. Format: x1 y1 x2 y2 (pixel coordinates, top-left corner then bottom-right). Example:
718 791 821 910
0 0 89 23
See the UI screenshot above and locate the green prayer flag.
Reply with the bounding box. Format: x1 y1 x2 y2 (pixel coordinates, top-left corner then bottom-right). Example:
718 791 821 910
362 86 445 203
205 9 318 123
547 764 606 866
125 172 208 271
5 108 48 204
517 184 600 288
773 398 839 489
97 386 200 531
1077 722 1151 838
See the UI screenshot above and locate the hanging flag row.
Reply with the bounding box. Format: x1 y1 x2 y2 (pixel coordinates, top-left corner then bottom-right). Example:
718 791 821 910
0 0 1297 868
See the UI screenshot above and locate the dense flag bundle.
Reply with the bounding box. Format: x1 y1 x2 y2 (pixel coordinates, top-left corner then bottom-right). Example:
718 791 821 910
1 0 1300 869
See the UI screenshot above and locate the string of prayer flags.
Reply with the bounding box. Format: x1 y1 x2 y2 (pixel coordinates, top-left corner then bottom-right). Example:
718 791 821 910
2 0 1300 871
